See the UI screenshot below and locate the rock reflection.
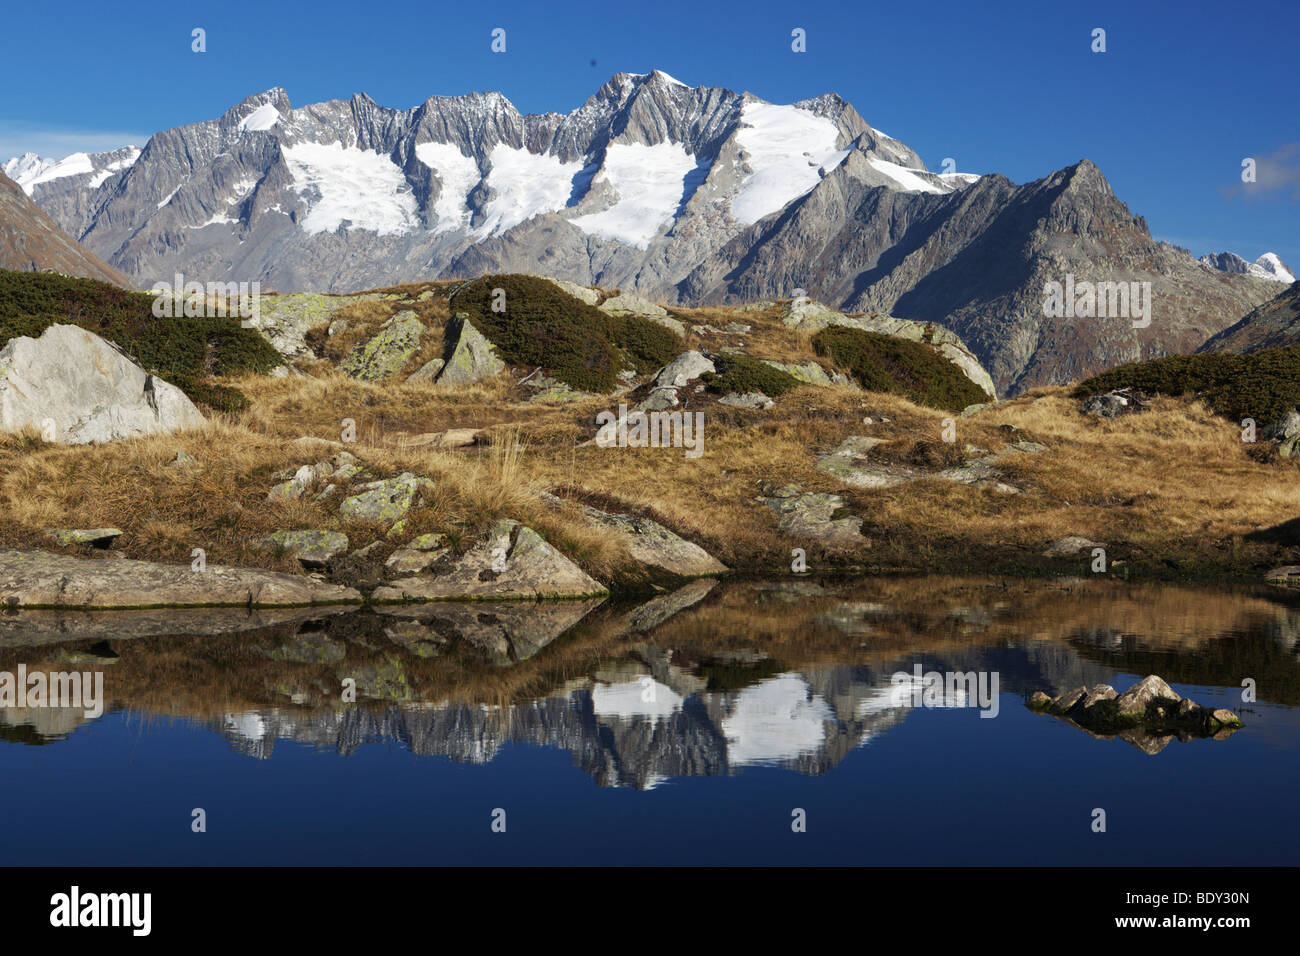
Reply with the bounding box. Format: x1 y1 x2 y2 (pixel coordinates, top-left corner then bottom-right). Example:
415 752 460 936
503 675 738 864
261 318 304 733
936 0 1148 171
2 577 1298 781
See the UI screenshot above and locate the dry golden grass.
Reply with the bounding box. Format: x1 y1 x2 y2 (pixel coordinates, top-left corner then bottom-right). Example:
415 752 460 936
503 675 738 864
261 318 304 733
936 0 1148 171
3 292 1299 586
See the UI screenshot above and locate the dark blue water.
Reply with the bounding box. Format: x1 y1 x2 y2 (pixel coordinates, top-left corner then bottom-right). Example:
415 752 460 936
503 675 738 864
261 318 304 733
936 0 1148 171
1 578 1297 865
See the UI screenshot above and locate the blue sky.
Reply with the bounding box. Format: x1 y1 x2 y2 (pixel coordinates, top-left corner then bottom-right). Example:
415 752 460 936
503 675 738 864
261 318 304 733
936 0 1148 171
3 0 1296 260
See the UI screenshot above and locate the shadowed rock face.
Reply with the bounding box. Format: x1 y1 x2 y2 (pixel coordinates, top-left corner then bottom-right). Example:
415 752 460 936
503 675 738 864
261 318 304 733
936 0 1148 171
1199 281 1300 354
15 79 1274 396
0 169 130 285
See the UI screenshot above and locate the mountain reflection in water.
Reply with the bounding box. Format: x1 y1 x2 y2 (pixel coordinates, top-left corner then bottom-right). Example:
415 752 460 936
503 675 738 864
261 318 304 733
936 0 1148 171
4 576 1298 790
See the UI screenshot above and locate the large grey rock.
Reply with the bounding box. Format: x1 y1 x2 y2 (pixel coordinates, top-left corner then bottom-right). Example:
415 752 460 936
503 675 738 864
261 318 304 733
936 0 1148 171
541 276 600 306
338 311 424 381
0 325 205 444
599 292 668 318
1115 675 1180 716
0 548 361 608
559 498 727 577
653 351 715 388
373 519 606 601
435 314 505 387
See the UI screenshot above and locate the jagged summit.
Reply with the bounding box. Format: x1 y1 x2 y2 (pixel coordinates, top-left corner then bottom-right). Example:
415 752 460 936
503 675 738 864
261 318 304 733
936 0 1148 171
5 74 1279 394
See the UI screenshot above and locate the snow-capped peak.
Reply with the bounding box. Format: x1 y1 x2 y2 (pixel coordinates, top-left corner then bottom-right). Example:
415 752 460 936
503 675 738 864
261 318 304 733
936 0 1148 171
1255 252 1296 284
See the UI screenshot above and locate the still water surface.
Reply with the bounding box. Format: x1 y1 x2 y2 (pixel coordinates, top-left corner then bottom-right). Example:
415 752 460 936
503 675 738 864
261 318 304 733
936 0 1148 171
1 576 1296 865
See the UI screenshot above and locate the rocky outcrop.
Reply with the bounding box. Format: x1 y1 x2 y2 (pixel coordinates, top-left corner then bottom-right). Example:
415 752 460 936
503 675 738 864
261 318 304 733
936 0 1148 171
653 350 715 388
757 484 865 544
0 324 205 444
264 530 350 568
433 313 505 387
373 519 606 601
1028 675 1243 752
338 311 424 380
547 495 727 577
1080 388 1150 418
599 292 668 318
780 301 996 398
0 549 361 608
814 434 1038 493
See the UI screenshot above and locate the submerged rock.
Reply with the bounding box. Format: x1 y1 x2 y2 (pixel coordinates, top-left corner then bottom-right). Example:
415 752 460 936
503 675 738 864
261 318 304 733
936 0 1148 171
1027 675 1243 751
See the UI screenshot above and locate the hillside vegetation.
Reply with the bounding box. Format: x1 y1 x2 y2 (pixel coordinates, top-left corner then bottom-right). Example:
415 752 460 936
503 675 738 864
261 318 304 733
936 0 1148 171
0 269 280 412
1076 346 1300 426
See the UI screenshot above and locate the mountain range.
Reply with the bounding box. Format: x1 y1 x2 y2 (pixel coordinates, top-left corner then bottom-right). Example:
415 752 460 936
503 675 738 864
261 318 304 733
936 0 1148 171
4 71 1290 394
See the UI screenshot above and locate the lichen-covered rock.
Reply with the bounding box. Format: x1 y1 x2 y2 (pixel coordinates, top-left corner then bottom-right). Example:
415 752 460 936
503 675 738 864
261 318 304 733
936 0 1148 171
0 325 205 445
339 473 426 524
435 313 505 387
385 533 449 574
339 311 424 381
760 360 852 388
0 548 361 608
243 292 371 359
264 530 350 568
373 519 605 601
757 484 865 545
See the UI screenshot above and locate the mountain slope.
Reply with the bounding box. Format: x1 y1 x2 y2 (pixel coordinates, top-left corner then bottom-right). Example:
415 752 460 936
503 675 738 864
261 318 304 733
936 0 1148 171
1198 281 1300 353
0 169 131 285
9 74 1276 393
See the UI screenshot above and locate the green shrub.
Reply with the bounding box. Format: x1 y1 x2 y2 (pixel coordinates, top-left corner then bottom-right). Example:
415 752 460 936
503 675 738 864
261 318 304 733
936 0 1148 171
812 326 986 412
608 314 683 375
701 354 801 396
0 269 278 410
450 274 682 391
1074 347 1300 425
